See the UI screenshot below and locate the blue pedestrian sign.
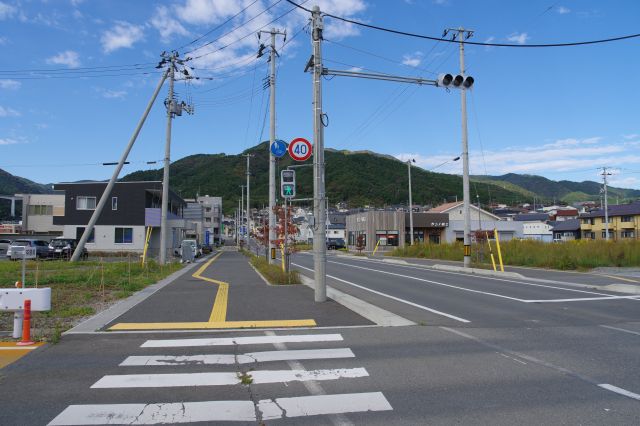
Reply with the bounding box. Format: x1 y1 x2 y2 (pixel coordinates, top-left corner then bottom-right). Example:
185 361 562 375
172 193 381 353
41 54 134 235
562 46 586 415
270 139 287 158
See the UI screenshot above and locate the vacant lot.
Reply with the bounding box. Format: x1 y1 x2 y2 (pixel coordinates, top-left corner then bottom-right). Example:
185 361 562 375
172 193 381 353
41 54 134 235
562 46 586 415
0 259 182 342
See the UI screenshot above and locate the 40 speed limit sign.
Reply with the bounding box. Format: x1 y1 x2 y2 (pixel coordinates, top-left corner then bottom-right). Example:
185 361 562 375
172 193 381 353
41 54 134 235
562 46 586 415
288 137 312 162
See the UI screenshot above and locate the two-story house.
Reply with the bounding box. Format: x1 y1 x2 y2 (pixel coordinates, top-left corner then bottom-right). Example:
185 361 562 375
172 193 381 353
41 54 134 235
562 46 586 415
53 181 187 256
579 202 640 240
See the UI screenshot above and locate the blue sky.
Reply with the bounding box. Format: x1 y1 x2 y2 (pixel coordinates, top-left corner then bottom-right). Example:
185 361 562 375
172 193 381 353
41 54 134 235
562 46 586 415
1 0 639 190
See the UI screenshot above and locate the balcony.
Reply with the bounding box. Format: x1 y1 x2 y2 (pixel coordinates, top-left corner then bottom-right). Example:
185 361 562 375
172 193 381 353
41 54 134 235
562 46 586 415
145 208 183 227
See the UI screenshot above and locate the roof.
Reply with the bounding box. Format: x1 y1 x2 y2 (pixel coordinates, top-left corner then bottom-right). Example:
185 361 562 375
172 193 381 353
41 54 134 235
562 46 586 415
556 209 579 216
428 201 462 213
552 219 581 232
581 202 640 218
513 213 549 222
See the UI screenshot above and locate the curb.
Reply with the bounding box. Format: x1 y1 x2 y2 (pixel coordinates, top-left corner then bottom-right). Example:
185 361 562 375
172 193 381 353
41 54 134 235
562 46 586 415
63 256 210 335
430 264 526 280
299 275 415 327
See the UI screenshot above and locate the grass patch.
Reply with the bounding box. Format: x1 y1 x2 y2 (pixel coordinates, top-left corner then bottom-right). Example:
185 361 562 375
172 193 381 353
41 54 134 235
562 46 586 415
249 254 300 285
293 243 313 251
389 239 640 270
0 259 183 342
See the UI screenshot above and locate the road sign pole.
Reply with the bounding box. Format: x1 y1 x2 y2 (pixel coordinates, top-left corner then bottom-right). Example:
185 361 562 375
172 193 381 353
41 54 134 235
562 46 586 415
22 249 26 286
311 6 326 302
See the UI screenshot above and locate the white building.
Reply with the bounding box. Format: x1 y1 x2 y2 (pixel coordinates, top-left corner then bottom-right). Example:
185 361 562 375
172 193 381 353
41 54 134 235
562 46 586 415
18 193 65 235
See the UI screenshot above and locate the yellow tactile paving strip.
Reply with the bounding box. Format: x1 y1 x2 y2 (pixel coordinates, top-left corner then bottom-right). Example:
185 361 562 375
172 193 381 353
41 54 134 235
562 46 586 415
109 252 316 331
0 342 45 369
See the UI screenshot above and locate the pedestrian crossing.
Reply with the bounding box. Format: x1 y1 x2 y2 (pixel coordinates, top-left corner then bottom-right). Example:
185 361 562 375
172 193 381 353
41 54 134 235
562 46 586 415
48 333 393 425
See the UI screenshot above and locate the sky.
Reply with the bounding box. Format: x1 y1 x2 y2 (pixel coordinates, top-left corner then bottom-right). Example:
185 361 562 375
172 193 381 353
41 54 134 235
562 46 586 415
1 0 640 190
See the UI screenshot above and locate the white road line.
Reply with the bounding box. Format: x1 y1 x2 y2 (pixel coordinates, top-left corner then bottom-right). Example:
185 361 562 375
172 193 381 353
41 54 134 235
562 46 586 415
259 392 392 420
120 348 355 366
47 393 392 425
293 263 470 323
141 333 343 348
329 256 632 299
0 346 39 351
91 368 369 389
599 325 640 336
525 296 640 303
598 384 640 401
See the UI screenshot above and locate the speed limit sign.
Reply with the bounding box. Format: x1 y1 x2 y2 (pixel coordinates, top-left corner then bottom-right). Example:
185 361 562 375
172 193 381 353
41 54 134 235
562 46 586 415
288 137 312 162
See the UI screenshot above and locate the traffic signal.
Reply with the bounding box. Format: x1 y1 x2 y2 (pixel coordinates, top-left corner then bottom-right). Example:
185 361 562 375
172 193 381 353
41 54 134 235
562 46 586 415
281 169 296 198
437 73 474 89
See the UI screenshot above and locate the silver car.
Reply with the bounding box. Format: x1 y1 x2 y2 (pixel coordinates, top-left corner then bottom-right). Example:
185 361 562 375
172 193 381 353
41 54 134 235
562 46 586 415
0 238 12 256
9 239 50 259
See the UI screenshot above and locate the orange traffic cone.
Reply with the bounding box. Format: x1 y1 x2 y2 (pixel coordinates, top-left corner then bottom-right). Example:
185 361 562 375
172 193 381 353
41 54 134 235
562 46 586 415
16 299 34 346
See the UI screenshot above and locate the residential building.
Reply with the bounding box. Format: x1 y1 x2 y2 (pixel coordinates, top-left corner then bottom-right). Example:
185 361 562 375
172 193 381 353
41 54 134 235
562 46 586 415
429 201 503 223
522 221 554 242
579 202 640 240
513 213 550 222
346 211 448 252
53 181 187 256
445 220 523 243
552 219 581 241
18 193 65 235
196 196 222 244
553 209 579 221
182 200 205 243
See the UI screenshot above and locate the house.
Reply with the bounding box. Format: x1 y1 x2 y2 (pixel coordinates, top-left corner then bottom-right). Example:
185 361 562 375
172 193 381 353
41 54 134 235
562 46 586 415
553 209 579 221
513 213 550 222
53 181 188 256
346 211 448 252
579 202 640 240
444 220 523 243
429 201 503 223
18 193 65 235
552 219 581 241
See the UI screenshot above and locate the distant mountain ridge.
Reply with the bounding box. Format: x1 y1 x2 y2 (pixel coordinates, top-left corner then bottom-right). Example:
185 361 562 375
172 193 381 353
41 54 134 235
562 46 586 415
0 168 53 219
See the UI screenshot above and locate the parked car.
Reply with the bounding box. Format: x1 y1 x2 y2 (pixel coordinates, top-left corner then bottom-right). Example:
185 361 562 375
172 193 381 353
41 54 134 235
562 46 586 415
326 238 346 250
177 239 202 259
0 238 12 256
48 238 88 260
8 239 50 259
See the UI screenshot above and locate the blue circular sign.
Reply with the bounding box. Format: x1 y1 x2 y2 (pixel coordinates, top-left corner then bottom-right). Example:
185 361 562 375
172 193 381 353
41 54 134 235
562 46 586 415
270 139 287 158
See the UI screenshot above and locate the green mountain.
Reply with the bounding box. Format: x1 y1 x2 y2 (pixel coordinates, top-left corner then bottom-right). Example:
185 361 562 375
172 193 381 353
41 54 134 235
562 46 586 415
472 173 640 204
121 142 529 214
0 168 52 219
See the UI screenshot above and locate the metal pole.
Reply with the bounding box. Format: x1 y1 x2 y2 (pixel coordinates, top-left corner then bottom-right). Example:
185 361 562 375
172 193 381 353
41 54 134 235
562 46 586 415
284 197 289 272
71 69 169 262
240 185 245 243
603 167 610 241
312 6 326 302
159 54 176 265
408 160 414 245
245 154 253 245
459 28 472 268
268 30 277 265
21 250 26 286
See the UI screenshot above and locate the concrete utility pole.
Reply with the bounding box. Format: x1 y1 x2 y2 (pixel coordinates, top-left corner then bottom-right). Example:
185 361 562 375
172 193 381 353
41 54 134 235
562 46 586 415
311 6 327 302
259 28 286 264
453 27 473 268
240 185 245 243
71 67 169 262
159 53 176 265
602 167 612 240
244 154 254 242
407 159 414 245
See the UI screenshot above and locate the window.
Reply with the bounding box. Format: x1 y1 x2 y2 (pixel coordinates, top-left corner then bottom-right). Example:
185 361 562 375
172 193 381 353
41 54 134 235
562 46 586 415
28 205 53 215
76 227 95 243
76 196 96 210
115 227 133 244
348 232 355 245
601 217 612 224
375 230 399 246
621 216 633 222
601 230 614 239
622 230 635 238
112 197 118 211
205 217 211 223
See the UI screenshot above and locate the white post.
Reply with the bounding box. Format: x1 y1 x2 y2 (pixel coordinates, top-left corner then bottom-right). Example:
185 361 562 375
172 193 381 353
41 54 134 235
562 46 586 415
268 30 277 265
603 167 610 241
459 29 472 268
408 160 414 245
160 54 176 265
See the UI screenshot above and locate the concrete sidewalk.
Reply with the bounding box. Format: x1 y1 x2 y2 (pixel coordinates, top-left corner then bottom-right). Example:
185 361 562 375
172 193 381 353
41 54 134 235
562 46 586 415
97 250 372 331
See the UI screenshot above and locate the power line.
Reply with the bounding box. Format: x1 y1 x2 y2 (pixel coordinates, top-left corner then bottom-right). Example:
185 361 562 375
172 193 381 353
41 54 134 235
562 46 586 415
6 71 163 80
284 0 640 48
0 63 157 74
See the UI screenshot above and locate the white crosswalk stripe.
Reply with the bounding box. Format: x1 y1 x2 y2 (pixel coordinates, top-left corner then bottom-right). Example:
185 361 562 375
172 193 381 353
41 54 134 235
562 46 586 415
48 333 393 425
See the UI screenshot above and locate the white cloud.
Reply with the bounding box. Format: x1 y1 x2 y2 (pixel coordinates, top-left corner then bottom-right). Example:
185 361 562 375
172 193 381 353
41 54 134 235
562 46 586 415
507 32 529 45
402 52 423 67
151 5 190 43
556 6 570 14
0 138 21 145
347 66 363 72
0 105 20 117
0 1 17 20
175 0 243 25
101 89 127 99
622 134 639 140
0 79 21 90
46 50 81 68
70 0 85 6
101 21 145 53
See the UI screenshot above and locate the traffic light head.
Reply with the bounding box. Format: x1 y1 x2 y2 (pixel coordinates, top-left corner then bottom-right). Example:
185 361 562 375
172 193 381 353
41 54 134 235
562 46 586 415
437 73 453 87
437 73 474 90
281 169 296 198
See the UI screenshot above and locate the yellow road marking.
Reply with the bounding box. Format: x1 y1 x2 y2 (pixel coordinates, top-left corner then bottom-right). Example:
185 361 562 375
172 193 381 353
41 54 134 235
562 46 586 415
598 274 640 284
109 319 317 330
0 342 44 369
192 252 229 322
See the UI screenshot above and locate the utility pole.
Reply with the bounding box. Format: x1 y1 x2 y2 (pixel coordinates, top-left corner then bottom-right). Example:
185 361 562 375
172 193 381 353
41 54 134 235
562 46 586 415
71 64 170 262
602 167 612 240
259 28 286 265
240 185 245 243
244 154 254 244
159 53 176 265
407 159 414 245
447 27 474 268
311 6 326 302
